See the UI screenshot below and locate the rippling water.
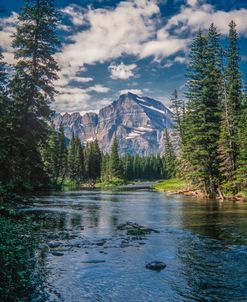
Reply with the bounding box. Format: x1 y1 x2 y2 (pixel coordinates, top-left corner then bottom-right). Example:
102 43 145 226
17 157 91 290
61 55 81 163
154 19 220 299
25 189 247 302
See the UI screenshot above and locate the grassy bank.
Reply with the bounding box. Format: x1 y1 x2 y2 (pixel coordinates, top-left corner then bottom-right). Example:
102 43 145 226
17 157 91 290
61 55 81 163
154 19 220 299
95 177 127 188
154 178 187 192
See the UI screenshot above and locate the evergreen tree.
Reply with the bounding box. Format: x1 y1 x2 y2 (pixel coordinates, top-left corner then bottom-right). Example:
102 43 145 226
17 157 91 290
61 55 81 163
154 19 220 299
110 136 122 179
0 49 9 185
164 129 176 178
236 95 247 191
8 0 59 190
84 140 101 182
40 124 67 185
90 139 101 181
57 125 67 184
182 25 222 197
218 21 242 192
67 133 77 181
74 136 84 182
170 89 184 142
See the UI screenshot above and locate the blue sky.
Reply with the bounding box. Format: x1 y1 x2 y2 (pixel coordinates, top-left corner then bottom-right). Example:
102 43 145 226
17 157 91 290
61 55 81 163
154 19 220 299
1 0 247 114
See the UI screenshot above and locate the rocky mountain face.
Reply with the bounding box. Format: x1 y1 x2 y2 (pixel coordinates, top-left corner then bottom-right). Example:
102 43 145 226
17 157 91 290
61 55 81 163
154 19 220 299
52 92 173 155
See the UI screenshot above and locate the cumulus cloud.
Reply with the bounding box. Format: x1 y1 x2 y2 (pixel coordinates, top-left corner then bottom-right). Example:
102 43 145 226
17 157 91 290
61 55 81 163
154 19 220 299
166 3 247 36
108 62 137 80
140 36 189 61
61 4 87 26
119 89 143 96
56 0 160 86
55 84 110 113
53 94 112 114
164 56 187 68
0 12 18 64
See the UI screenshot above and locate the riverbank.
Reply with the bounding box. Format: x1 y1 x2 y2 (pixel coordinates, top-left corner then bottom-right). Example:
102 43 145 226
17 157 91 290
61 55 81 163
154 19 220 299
153 178 207 198
0 205 39 301
153 179 247 201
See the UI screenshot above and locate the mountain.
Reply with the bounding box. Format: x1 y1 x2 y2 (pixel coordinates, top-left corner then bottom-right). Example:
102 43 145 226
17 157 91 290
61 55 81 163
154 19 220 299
52 92 173 155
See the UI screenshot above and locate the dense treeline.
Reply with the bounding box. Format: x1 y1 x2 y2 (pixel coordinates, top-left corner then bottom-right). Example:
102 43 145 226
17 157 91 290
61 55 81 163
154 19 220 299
42 129 167 186
172 22 247 198
0 0 246 198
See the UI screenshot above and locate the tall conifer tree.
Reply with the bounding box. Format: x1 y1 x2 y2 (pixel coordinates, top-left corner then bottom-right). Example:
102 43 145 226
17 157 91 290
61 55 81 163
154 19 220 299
218 21 242 192
0 50 9 185
110 136 122 179
183 25 223 197
9 0 59 190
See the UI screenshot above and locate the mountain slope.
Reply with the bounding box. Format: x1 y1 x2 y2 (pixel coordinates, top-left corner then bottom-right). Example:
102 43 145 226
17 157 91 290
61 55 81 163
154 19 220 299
52 92 173 155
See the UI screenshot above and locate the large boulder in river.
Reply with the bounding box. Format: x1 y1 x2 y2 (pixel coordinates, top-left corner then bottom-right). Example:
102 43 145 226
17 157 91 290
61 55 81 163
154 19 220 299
145 261 166 272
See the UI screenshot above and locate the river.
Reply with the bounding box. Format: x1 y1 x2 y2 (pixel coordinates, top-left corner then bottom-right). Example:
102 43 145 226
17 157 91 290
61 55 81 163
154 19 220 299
24 188 247 302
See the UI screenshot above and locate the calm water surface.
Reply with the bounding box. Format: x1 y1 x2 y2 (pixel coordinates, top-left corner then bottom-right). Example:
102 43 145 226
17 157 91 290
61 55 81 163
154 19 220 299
26 189 247 302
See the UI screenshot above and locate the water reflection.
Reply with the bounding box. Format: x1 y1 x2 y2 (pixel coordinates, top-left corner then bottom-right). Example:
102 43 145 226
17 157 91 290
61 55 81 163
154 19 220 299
25 190 247 302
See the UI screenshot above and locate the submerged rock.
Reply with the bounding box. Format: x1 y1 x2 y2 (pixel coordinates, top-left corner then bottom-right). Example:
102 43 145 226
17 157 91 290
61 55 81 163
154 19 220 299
48 242 62 248
51 251 64 256
118 221 159 236
145 261 166 272
81 260 106 264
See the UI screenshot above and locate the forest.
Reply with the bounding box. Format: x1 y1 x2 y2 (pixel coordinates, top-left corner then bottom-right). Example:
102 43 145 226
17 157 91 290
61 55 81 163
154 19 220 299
0 1 246 199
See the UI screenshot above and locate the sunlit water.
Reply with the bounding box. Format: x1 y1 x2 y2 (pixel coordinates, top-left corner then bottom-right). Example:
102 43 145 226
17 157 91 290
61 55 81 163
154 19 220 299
24 189 247 302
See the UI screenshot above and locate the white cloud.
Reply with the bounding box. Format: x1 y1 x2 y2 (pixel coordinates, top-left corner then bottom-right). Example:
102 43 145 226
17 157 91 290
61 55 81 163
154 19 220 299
166 4 247 36
164 56 187 68
53 92 91 113
140 36 189 61
85 84 110 93
119 89 143 96
56 0 160 86
108 62 137 80
55 84 110 112
0 12 18 64
61 4 87 26
71 77 93 83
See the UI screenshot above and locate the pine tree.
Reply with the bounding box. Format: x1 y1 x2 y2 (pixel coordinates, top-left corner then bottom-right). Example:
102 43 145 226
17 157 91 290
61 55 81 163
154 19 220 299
74 136 83 183
57 124 67 184
0 49 9 185
90 139 101 181
67 133 76 180
8 0 59 190
84 140 101 182
164 128 176 178
110 136 122 179
236 94 247 191
182 25 222 197
218 21 242 193
170 89 184 142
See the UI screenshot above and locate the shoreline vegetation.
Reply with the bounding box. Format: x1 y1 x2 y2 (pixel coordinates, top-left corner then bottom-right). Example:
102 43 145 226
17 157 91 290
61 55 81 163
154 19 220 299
153 179 247 202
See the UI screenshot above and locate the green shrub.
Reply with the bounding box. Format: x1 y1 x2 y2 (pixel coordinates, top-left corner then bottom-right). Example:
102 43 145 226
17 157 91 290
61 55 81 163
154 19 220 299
0 209 38 301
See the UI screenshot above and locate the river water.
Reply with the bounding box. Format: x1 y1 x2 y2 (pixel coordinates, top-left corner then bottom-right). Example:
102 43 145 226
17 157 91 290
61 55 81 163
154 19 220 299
25 188 247 302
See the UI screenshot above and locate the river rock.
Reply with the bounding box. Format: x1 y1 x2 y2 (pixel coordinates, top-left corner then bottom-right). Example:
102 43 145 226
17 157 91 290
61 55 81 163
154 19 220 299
117 222 159 235
52 251 64 256
81 260 106 264
145 261 166 272
48 241 62 248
